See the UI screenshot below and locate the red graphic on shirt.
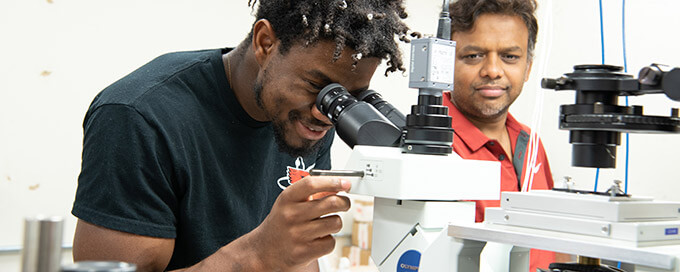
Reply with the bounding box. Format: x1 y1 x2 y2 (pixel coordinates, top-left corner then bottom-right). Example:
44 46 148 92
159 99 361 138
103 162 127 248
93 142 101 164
277 157 315 190
287 167 310 184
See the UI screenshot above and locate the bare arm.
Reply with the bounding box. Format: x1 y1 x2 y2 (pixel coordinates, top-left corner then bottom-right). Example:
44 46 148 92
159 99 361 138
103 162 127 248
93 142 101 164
73 220 174 272
73 176 350 272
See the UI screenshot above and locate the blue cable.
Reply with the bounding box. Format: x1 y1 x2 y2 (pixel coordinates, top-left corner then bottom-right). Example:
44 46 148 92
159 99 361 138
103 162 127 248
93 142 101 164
622 0 630 195
599 0 606 64
594 0 605 192
622 0 628 73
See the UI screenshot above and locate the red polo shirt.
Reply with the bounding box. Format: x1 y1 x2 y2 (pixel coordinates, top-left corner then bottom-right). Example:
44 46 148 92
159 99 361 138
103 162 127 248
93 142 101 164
443 91 555 271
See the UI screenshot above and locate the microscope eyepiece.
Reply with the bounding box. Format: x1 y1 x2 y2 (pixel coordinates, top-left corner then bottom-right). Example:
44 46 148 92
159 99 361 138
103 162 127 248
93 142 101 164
356 89 406 129
316 83 402 148
316 83 358 124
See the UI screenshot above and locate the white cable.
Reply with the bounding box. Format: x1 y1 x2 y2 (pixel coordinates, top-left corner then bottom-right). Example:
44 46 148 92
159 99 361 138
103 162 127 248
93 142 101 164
522 0 553 192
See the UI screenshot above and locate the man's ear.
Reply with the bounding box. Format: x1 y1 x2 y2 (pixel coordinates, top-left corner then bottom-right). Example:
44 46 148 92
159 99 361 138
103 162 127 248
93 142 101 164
251 19 278 67
524 58 534 82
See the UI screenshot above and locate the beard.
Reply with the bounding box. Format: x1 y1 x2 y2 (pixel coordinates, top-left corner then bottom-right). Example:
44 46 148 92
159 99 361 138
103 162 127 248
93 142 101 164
254 70 327 158
470 99 511 119
272 110 327 158
452 80 514 120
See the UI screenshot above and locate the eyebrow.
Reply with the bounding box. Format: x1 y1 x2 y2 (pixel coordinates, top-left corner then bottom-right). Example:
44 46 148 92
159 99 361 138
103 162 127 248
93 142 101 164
459 45 523 53
308 70 334 86
307 69 369 95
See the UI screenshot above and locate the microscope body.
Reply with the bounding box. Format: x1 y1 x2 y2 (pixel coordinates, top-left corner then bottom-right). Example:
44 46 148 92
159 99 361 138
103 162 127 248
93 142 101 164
343 145 502 271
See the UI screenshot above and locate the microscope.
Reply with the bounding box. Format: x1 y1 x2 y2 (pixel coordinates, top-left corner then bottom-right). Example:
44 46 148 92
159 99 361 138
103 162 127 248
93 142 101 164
315 0 503 270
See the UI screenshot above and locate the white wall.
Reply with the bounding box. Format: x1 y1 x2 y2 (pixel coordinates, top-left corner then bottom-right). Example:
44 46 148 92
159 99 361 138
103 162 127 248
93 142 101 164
0 0 253 270
1 0 679 270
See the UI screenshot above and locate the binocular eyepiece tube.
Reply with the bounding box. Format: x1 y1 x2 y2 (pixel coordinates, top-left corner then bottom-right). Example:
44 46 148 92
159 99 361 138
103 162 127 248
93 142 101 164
316 83 403 148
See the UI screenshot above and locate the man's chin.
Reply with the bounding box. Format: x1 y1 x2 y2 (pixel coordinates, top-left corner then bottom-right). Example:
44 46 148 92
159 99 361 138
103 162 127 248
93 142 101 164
478 107 509 119
275 136 324 158
271 115 327 157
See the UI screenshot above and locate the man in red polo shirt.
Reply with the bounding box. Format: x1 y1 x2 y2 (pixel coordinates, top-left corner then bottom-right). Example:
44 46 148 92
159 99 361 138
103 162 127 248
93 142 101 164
446 0 558 271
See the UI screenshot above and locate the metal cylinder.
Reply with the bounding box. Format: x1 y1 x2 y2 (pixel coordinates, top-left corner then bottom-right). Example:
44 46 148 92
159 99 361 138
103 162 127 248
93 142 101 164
577 255 601 266
21 216 64 272
61 261 137 272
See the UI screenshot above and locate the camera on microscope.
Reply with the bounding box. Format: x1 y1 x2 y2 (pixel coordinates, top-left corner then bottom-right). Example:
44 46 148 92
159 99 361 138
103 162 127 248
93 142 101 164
314 39 458 155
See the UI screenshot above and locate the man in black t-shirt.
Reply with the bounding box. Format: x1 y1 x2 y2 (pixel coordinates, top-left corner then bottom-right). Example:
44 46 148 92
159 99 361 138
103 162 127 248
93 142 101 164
71 1 413 271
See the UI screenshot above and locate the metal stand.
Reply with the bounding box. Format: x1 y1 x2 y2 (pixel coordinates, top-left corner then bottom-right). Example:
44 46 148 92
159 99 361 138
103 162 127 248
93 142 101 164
448 219 680 271
549 256 627 272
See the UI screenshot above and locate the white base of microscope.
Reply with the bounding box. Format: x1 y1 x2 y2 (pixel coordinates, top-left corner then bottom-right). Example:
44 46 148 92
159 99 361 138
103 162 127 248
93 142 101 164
368 197 531 272
487 191 680 244
448 222 680 271
370 198 501 272
445 190 680 271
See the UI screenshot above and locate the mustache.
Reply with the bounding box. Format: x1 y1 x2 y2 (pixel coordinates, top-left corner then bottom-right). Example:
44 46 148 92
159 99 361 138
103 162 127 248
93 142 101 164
472 80 510 89
289 110 332 128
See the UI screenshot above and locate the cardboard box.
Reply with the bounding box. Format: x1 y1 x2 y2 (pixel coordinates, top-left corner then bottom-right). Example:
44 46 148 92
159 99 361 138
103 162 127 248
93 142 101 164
353 199 374 222
342 246 372 266
351 221 372 249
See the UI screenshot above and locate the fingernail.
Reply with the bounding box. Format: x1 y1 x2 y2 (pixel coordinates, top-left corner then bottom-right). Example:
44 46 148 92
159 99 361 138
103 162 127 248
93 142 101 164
340 179 351 191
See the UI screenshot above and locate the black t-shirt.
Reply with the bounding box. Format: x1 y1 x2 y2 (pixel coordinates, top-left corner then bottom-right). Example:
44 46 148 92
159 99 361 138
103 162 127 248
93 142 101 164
72 48 333 270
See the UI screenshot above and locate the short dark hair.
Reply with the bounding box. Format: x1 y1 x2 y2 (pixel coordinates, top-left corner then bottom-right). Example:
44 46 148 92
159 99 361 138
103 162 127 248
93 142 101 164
247 0 413 75
449 0 538 60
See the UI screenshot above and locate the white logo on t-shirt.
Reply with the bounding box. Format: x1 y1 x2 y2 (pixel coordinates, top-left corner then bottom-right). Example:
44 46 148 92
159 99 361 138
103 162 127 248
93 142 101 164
276 157 315 190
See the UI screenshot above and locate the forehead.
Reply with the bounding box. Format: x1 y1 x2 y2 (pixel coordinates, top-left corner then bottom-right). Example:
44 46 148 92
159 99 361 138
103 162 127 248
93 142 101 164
453 14 529 50
278 40 380 90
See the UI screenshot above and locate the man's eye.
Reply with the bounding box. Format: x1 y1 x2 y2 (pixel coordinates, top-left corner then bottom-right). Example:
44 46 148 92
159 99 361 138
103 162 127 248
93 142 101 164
503 54 521 61
463 53 482 59
308 81 325 90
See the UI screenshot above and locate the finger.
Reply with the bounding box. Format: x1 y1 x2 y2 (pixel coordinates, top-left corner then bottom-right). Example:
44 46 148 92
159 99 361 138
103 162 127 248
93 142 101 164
310 191 338 200
286 234 336 266
298 214 344 240
297 194 351 221
283 176 351 202
304 235 337 260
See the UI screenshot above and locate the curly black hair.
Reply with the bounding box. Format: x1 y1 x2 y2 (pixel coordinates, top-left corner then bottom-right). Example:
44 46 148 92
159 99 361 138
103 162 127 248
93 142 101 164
449 0 538 61
247 0 414 75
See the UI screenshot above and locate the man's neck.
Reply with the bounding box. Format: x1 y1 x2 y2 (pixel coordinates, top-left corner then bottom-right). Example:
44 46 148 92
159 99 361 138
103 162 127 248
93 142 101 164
466 111 513 160
223 43 268 122
464 111 509 141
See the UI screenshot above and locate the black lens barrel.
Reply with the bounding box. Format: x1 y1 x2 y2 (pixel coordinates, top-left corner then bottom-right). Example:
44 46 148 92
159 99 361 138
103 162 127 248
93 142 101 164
317 84 455 154
356 89 406 129
316 84 402 148
401 93 454 155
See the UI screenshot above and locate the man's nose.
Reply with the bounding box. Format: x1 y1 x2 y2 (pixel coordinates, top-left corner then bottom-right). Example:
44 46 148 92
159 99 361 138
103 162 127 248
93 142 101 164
311 104 333 126
480 55 504 79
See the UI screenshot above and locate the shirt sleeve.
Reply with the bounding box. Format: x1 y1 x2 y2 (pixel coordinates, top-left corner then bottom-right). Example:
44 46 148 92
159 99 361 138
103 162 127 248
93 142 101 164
72 104 178 238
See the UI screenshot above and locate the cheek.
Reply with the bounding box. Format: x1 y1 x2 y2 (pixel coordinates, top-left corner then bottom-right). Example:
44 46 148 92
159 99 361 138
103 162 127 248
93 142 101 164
285 90 317 112
276 96 310 123
454 65 477 83
453 73 474 95
451 88 469 104
509 68 529 88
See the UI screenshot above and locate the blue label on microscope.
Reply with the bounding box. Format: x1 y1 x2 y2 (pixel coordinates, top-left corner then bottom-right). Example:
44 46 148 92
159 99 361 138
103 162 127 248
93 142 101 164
665 228 678 235
397 250 421 271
